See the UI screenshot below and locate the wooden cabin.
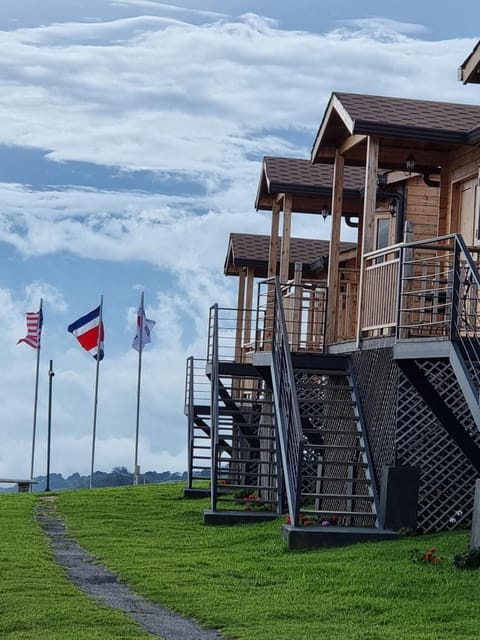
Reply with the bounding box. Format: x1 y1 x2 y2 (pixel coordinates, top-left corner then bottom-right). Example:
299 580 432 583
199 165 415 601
184 47 480 548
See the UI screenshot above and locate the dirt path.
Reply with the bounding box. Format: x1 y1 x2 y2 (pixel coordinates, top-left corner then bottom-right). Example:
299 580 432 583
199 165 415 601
35 497 225 640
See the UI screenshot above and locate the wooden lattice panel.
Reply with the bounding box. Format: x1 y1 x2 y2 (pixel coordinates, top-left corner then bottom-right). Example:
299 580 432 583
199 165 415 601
397 363 478 533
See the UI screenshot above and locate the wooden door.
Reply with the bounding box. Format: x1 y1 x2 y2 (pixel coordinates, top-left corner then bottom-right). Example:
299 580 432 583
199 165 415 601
458 174 480 246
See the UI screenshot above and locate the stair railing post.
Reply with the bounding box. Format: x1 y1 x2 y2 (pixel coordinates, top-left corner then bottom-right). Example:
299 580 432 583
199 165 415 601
450 237 461 342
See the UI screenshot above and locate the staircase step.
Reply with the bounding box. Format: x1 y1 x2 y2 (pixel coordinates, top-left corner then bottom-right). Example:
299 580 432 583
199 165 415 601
301 475 371 483
298 399 356 405
301 492 375 501
302 428 360 436
301 509 376 517
304 443 365 451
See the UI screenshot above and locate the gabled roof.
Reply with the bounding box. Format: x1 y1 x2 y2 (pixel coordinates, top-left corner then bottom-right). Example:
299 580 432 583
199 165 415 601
224 232 356 279
459 40 480 84
311 92 480 168
255 156 364 215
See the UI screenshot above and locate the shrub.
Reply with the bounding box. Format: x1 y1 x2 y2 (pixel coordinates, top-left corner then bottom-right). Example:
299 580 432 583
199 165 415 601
453 547 480 570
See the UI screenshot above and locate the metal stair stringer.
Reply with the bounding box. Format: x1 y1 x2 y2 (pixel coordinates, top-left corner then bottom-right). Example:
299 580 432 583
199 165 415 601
449 341 480 430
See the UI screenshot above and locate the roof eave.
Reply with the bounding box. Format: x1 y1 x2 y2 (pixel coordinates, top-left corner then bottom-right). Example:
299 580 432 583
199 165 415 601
353 121 469 145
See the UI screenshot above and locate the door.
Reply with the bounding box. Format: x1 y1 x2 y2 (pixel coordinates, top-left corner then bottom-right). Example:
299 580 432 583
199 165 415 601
458 174 480 246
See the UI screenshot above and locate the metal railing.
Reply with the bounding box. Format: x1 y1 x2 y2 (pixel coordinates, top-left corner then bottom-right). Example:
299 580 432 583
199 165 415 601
270 278 304 525
184 356 211 488
256 278 328 353
207 304 261 364
359 245 401 339
396 234 480 393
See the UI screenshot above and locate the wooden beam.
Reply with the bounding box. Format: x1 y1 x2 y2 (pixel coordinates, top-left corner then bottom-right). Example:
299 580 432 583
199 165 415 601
325 150 344 345
267 200 281 279
279 195 293 284
339 135 367 155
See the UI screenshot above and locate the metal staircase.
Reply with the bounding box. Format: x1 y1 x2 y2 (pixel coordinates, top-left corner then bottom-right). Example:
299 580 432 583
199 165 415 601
204 304 281 523
268 279 391 546
184 356 213 497
293 355 378 527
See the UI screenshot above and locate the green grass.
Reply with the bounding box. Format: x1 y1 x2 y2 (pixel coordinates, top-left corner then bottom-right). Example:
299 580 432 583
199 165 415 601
0 494 159 639
2 484 480 639
53 483 480 640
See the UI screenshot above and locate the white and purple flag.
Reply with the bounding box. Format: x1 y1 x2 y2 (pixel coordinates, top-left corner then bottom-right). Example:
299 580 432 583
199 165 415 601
132 307 155 352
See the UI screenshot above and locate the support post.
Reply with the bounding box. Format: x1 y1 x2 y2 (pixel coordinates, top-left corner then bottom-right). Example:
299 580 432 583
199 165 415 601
356 137 379 345
279 195 292 285
326 150 344 345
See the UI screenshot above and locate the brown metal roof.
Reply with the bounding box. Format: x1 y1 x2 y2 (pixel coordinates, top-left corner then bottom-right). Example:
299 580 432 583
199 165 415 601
459 40 480 84
224 232 356 278
312 92 480 167
255 156 364 215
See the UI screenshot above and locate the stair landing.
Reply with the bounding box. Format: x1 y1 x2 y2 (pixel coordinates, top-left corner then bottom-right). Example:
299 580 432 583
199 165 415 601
282 524 398 549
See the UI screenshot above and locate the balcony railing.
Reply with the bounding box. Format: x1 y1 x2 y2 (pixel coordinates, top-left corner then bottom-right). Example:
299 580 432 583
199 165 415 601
256 278 328 353
359 245 401 340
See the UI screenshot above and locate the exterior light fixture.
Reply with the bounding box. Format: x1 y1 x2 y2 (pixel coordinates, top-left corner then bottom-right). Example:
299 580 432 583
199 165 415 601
320 204 330 221
388 198 398 217
405 154 416 174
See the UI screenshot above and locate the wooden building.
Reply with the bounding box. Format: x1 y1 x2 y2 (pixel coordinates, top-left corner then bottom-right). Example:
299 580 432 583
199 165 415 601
184 44 480 548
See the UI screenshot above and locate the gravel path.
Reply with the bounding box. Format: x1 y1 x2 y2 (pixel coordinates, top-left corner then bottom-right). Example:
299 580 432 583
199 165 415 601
35 497 225 640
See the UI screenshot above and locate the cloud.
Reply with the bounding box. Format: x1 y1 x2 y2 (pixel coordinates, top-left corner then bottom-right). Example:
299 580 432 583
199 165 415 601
111 0 226 21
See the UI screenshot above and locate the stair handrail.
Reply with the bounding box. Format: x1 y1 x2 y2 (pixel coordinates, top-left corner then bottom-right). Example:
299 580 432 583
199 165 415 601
185 356 195 489
270 278 304 525
209 304 220 509
451 235 480 396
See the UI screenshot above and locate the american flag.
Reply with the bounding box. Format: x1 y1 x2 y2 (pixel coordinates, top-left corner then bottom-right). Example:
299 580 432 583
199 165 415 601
17 310 43 350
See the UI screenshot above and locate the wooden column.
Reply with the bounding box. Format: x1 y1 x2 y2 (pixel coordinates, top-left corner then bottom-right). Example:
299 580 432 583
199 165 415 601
356 136 379 345
234 268 246 361
291 261 303 350
361 137 379 254
265 200 281 346
279 194 292 285
243 267 255 348
267 200 281 278
325 151 345 345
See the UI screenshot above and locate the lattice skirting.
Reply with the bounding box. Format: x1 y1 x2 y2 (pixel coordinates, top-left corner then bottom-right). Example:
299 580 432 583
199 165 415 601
351 345 478 533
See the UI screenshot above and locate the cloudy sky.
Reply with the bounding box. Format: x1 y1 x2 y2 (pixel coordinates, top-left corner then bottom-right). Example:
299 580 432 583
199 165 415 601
1 1 479 482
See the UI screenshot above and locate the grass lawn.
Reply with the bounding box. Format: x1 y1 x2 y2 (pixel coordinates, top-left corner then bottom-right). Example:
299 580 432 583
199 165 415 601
53 483 480 640
0 493 159 640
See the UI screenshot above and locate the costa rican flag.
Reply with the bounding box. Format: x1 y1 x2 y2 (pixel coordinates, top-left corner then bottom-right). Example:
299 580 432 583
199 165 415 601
17 310 43 349
68 306 104 361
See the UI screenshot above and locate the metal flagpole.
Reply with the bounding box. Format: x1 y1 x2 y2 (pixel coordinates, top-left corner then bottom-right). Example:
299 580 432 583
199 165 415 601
89 295 103 489
134 291 144 486
45 359 54 492
29 298 43 485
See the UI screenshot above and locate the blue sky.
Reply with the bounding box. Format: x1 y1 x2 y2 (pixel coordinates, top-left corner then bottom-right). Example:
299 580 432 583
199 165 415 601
0 1 479 481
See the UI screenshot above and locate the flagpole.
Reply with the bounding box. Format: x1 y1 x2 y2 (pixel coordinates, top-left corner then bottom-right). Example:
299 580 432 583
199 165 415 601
90 295 103 489
29 298 42 485
134 291 144 486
